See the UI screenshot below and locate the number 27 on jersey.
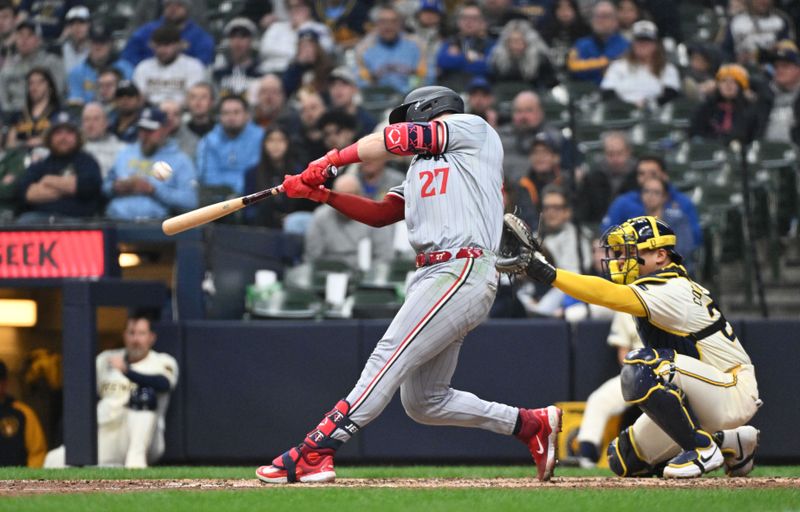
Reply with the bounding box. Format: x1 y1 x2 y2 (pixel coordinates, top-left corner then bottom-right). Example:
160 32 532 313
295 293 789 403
419 167 449 198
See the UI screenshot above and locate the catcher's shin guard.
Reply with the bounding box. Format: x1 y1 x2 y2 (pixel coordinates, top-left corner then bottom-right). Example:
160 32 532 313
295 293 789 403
621 348 711 451
607 428 657 477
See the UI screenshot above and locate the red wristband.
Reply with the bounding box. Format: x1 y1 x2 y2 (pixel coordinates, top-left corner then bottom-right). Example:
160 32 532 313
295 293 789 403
329 143 361 167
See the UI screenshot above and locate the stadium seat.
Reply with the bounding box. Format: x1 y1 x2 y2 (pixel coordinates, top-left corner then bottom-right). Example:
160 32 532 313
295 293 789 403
687 140 728 170
659 97 700 129
248 287 322 319
598 99 640 128
493 81 533 103
350 289 403 319
574 123 607 151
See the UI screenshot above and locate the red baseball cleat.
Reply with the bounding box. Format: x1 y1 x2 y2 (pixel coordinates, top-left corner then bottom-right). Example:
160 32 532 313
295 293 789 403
256 445 336 484
517 405 562 481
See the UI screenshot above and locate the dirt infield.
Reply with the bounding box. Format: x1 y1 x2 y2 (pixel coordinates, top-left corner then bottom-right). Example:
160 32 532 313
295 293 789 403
2 477 798 495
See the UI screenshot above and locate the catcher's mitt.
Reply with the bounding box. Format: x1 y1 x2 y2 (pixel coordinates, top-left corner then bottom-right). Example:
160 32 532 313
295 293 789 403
496 213 536 274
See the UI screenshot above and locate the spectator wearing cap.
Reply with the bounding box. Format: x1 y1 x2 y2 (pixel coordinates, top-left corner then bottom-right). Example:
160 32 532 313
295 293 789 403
354 5 429 94
689 64 762 144
132 25 206 105
60 6 90 74
122 0 214 67
436 3 496 87
0 20 65 115
212 17 261 99
259 0 334 74
110 80 145 143
0 360 47 467
17 0 76 41
540 0 591 70
103 106 197 220
466 76 498 127
0 0 15 69
489 19 557 90
498 90 571 183
328 66 376 137
196 95 264 196
16 112 103 224
723 0 795 65
6 68 61 153
312 0 372 49
508 132 565 231
82 102 125 179
282 29 335 97
760 39 800 144
566 0 629 84
67 26 134 106
600 20 681 107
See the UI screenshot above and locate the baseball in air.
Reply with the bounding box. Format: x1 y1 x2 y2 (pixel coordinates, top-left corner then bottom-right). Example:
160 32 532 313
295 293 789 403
151 161 173 181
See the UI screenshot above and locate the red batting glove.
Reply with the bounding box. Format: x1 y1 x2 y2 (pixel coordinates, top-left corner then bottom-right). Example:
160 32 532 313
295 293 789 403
282 175 330 203
300 149 343 186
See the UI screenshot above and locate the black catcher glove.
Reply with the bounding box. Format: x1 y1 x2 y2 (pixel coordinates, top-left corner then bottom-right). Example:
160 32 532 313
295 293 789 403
526 239 556 285
496 213 535 275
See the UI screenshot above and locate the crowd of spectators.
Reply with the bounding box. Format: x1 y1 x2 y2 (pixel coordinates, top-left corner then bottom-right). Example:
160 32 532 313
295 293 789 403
0 0 797 315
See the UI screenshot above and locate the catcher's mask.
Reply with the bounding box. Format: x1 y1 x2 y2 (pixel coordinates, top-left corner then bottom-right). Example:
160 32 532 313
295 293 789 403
601 216 683 284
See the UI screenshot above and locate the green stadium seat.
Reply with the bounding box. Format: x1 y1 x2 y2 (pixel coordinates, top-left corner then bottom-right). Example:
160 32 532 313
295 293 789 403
350 289 403 319
493 81 533 103
248 288 322 319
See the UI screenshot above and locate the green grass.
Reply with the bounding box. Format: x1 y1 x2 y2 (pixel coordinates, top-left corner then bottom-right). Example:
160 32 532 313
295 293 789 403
1 466 798 512
3 488 800 512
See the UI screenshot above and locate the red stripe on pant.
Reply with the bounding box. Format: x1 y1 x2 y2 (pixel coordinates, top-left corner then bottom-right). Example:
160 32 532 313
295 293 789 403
349 258 474 413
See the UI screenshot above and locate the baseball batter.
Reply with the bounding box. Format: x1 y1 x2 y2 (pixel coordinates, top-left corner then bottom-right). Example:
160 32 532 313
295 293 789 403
524 216 761 478
44 313 178 468
256 86 562 484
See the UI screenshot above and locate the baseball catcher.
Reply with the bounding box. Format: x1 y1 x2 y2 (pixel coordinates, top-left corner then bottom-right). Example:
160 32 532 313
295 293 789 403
512 214 760 478
255 86 561 484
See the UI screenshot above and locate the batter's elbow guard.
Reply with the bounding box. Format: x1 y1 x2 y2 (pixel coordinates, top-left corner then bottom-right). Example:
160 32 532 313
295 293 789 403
384 121 444 156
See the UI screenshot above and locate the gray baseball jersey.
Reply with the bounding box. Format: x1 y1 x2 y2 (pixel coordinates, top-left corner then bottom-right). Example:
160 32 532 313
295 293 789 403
333 113 520 441
386 114 505 253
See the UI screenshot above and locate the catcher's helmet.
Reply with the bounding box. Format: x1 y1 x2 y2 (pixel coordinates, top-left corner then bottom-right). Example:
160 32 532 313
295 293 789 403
601 216 683 284
388 86 464 124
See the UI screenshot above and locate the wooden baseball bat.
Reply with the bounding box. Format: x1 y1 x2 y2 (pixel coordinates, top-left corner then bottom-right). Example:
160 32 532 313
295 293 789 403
161 167 338 236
